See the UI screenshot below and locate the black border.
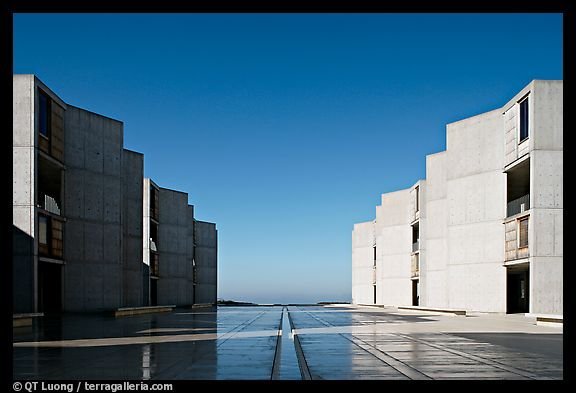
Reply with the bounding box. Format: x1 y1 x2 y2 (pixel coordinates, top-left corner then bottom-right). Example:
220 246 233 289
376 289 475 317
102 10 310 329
3 0 573 390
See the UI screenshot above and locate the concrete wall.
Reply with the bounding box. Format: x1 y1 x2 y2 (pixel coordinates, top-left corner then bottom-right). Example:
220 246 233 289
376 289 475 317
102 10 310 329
194 220 218 304
157 188 194 306
529 80 563 315
121 149 144 307
375 189 412 306
351 221 374 305
422 152 448 308
445 109 507 312
63 106 125 311
13 75 36 313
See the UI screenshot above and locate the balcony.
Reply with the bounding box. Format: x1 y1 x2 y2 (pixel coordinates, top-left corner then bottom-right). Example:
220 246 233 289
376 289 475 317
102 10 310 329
412 240 419 253
39 193 61 216
507 194 530 217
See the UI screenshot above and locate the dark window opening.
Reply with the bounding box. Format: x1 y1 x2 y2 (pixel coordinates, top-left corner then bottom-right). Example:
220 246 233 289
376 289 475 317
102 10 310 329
373 285 377 305
519 97 529 142
39 90 51 138
507 267 529 313
373 246 376 266
412 280 419 306
150 186 159 220
412 222 419 252
415 186 420 212
38 262 62 313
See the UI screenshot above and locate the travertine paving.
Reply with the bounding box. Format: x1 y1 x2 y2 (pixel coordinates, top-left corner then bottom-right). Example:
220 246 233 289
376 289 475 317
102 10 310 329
13 305 562 380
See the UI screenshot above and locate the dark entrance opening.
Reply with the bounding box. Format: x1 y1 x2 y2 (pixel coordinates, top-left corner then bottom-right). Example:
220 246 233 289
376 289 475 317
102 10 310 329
38 261 62 313
150 278 158 306
507 266 529 313
412 279 419 306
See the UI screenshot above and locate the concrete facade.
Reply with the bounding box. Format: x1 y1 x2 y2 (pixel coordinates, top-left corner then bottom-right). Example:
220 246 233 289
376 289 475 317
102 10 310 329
13 74 218 313
352 80 563 316
194 220 218 304
142 181 218 307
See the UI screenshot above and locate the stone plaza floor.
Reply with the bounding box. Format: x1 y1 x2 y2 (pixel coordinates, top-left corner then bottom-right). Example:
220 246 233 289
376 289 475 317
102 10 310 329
13 305 563 380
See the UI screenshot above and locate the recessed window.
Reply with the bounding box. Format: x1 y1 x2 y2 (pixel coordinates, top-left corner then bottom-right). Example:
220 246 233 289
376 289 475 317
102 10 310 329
415 186 420 212
39 215 49 245
519 97 529 142
39 90 51 138
518 217 529 248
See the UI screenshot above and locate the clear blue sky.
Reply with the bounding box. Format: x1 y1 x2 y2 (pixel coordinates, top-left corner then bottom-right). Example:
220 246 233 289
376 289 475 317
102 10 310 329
13 13 562 304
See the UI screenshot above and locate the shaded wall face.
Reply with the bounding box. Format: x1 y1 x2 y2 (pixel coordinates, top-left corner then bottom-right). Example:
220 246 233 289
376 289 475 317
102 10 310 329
63 106 124 311
157 189 193 306
122 150 144 307
194 221 217 304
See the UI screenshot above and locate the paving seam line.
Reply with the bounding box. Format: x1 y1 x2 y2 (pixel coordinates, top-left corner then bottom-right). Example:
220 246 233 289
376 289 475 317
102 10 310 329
151 309 271 379
298 308 428 380
393 333 551 380
288 307 312 380
270 307 285 380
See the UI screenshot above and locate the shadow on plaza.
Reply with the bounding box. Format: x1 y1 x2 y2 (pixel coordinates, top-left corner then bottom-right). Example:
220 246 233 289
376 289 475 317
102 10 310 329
451 332 563 360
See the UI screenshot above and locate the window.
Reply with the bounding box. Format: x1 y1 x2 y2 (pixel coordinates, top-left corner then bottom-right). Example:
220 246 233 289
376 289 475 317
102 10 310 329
518 217 529 248
415 186 420 212
519 97 529 142
373 246 376 265
39 90 51 138
39 215 49 245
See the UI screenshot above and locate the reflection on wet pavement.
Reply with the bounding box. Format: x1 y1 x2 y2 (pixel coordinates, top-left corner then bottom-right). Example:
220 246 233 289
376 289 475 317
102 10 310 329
13 305 563 380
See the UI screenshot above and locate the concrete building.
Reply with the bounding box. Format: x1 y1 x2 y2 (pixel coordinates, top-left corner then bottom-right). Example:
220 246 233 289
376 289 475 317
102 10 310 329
142 179 217 306
13 74 218 313
352 80 562 317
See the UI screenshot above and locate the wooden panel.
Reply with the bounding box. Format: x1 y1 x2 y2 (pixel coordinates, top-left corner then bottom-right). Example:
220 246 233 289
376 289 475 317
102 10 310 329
504 220 517 261
51 218 63 258
38 135 50 154
50 103 65 162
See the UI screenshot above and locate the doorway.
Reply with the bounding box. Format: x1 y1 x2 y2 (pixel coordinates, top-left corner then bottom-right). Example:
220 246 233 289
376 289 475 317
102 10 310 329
38 261 62 313
412 279 419 306
507 266 529 313
150 278 158 306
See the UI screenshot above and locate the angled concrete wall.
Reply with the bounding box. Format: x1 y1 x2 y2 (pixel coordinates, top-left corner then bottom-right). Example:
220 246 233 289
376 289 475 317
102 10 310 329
63 106 125 311
194 220 218 304
422 152 448 308
13 75 36 313
157 188 194 306
445 109 506 312
375 189 412 306
351 221 375 305
121 149 144 307
529 81 563 315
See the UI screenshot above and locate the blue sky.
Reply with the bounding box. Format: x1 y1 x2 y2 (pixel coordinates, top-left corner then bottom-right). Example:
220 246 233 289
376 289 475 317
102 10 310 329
13 13 562 303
